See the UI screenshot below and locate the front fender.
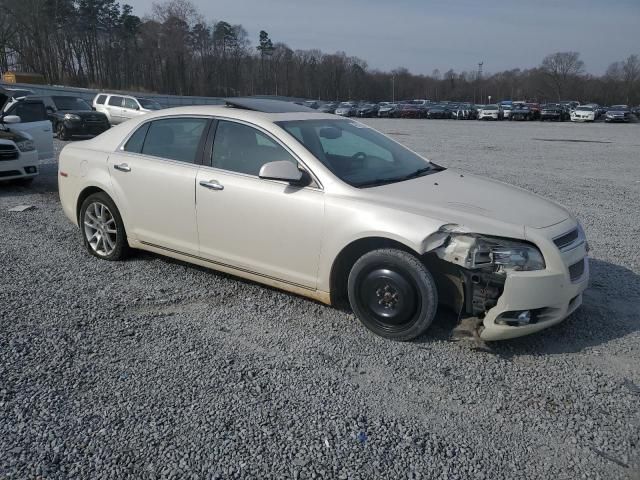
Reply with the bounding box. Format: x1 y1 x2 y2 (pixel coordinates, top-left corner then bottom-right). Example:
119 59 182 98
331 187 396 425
316 197 446 292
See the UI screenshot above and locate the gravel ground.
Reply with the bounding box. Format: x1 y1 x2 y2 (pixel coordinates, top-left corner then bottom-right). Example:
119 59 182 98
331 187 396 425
1 120 639 479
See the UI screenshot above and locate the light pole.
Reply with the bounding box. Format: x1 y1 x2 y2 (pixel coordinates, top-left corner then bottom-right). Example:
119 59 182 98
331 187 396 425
392 74 396 102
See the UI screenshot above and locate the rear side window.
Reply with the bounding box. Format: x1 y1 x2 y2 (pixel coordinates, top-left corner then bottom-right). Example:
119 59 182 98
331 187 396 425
11 101 48 122
123 123 150 153
108 96 123 107
141 118 207 163
95 95 107 105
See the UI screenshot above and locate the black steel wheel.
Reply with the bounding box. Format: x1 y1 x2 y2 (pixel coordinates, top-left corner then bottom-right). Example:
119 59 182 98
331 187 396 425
347 249 438 341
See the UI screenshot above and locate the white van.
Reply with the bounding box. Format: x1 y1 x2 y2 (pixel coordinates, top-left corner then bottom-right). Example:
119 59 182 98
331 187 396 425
93 93 163 125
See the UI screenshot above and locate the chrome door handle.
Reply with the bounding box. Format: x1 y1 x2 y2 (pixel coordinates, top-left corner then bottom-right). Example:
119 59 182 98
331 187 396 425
114 163 131 172
199 180 224 191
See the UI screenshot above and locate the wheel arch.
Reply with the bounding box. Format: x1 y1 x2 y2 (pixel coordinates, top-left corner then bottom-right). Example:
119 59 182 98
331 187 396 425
329 236 419 307
76 186 120 224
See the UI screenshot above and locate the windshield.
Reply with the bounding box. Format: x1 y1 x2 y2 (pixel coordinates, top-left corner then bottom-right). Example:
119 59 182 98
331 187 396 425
138 98 162 110
484 105 499 110
610 105 628 110
52 96 92 111
277 119 439 188
576 106 593 111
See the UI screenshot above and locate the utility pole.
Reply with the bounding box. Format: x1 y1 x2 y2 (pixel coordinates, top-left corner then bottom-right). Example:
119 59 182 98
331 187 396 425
392 74 396 102
477 62 483 105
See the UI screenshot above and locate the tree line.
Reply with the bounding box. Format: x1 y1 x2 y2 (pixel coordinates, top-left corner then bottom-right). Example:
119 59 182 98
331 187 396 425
1 0 638 105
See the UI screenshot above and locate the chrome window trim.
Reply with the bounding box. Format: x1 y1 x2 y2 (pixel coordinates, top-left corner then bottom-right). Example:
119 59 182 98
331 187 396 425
115 114 324 190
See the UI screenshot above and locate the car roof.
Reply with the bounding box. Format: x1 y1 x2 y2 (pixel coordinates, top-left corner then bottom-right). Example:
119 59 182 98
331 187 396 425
103 104 338 123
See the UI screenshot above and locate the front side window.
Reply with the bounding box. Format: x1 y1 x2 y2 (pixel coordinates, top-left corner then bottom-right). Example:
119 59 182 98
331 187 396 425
212 121 297 176
108 96 123 107
123 98 138 110
11 101 48 122
277 119 439 188
141 118 207 163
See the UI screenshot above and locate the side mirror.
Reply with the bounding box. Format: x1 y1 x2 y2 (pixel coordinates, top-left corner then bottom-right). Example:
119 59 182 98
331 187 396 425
2 115 21 124
259 160 303 184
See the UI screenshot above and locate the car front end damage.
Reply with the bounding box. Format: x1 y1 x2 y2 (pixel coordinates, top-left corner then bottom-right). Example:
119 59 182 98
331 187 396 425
422 220 589 341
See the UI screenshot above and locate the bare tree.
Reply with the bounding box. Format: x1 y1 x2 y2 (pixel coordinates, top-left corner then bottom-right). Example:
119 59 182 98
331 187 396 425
541 51 585 100
621 54 640 104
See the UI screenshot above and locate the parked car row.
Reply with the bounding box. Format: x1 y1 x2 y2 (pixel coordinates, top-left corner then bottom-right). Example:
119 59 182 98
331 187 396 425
303 99 639 123
0 87 167 183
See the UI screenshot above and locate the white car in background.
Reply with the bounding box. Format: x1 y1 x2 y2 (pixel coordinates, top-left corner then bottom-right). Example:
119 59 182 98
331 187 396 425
477 104 503 120
0 87 54 161
502 104 512 119
58 98 589 342
0 125 39 183
571 106 596 122
93 93 163 125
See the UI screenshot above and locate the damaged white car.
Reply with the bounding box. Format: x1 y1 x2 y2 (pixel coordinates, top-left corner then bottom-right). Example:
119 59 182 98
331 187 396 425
58 98 589 342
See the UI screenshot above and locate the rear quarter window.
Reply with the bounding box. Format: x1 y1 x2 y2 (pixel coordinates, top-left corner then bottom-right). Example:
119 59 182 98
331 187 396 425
123 123 150 153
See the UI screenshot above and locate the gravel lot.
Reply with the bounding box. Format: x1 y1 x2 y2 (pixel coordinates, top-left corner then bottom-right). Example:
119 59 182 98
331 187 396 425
1 120 639 479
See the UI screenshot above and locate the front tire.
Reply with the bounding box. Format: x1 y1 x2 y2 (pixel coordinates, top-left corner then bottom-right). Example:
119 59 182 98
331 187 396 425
57 123 69 141
347 249 438 341
79 192 129 261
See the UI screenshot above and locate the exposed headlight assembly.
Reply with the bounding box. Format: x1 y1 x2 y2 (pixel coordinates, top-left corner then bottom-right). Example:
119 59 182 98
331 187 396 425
64 113 81 121
436 234 545 273
15 139 36 152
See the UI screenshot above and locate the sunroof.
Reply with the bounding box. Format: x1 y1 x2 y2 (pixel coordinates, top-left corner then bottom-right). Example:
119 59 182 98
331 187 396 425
225 98 316 113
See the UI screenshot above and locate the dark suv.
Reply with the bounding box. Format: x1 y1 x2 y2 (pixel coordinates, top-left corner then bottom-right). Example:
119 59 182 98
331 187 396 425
32 95 110 140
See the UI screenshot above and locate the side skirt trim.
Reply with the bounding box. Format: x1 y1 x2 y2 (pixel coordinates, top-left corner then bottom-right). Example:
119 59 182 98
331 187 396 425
139 240 314 292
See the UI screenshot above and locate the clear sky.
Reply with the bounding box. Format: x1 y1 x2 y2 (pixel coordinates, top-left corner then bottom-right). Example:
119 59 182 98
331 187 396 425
124 0 639 75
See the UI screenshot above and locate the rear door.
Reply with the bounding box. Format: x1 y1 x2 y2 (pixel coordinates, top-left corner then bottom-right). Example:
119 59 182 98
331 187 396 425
107 116 209 255
4 100 54 160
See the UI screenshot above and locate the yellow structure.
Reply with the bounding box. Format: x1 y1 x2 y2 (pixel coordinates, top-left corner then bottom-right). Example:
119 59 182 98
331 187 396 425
1 71 46 84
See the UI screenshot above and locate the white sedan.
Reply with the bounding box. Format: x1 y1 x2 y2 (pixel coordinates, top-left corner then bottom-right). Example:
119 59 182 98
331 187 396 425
571 106 596 122
58 99 588 342
477 105 503 120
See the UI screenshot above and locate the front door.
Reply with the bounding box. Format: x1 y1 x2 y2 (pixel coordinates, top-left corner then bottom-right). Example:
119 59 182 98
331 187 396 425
5 100 54 160
107 117 209 255
195 120 324 289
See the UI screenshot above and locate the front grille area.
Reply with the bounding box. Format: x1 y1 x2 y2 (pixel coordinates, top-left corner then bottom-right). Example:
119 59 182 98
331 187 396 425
0 170 21 177
554 229 579 250
569 259 585 282
0 145 19 161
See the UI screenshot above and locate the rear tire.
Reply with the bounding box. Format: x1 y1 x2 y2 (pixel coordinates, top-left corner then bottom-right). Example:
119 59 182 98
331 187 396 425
79 192 129 261
347 249 438 341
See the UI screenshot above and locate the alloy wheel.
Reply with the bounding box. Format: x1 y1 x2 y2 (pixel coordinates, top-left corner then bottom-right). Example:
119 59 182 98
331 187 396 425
83 202 118 256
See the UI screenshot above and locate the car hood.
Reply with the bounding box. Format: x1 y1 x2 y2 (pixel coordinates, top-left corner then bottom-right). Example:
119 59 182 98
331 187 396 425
0 127 31 142
360 169 569 231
